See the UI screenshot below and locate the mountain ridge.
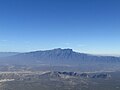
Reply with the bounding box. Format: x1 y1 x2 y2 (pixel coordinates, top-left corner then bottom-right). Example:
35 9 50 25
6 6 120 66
0 48 120 63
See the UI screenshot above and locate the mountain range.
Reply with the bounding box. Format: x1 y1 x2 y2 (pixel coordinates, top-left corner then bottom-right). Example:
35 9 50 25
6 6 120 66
0 48 120 72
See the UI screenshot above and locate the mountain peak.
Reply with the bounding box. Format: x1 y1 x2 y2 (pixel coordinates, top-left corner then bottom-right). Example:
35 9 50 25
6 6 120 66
53 48 73 52
51 48 73 54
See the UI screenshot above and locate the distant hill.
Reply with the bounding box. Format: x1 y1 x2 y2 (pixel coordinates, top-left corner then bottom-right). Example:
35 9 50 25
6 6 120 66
0 48 120 72
0 52 20 57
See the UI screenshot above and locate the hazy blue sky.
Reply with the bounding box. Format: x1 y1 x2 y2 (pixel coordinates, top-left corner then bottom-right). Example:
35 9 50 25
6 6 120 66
0 0 120 55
